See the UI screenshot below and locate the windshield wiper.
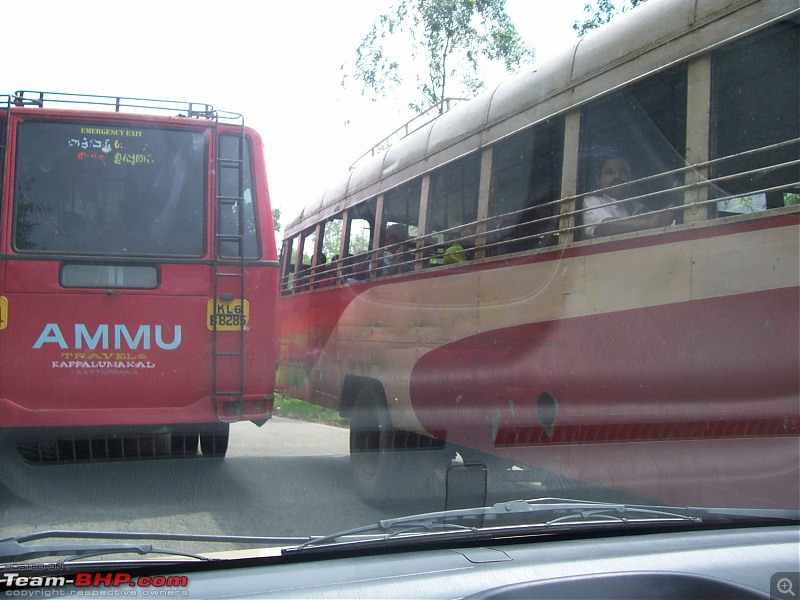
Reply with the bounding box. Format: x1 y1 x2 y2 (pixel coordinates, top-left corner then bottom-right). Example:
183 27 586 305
0 530 312 565
285 497 799 554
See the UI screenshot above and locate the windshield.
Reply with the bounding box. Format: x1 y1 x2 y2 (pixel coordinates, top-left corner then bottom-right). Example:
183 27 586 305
1 0 798 595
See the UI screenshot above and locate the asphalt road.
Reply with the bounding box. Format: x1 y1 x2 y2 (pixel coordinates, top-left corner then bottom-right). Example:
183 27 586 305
0 418 396 556
0 417 636 560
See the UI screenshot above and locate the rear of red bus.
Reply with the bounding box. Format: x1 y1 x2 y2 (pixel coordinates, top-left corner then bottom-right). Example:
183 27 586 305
0 94 279 461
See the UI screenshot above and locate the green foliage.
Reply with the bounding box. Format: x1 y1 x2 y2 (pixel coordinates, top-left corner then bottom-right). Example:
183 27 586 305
348 230 370 255
274 394 350 427
317 219 371 263
322 219 343 260
719 195 762 214
272 207 281 233
346 0 534 114
573 0 649 37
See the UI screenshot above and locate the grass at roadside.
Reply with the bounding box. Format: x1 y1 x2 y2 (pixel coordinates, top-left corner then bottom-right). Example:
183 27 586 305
273 394 350 428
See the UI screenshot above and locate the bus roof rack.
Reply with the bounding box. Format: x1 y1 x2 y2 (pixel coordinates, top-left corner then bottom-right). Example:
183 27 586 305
349 97 469 170
11 90 218 120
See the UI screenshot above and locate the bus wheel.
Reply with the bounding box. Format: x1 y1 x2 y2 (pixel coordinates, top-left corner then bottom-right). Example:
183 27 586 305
349 387 445 507
200 425 230 458
349 387 391 502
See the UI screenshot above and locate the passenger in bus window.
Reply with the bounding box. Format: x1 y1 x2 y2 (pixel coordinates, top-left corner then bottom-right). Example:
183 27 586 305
314 252 335 289
583 152 676 238
341 254 355 283
295 264 311 291
443 223 476 264
297 255 324 292
496 205 558 254
374 223 413 276
341 253 367 283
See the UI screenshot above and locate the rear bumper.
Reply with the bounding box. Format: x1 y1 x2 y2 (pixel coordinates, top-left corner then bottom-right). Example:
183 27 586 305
0 393 273 428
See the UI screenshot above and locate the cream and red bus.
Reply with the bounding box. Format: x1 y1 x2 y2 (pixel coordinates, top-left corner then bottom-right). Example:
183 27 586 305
276 0 798 509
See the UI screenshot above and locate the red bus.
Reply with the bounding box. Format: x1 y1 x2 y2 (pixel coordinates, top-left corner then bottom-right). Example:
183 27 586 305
0 92 278 461
277 0 799 509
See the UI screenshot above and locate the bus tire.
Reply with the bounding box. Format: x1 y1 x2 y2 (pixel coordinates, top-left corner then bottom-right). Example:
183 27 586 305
349 386 445 508
200 424 230 458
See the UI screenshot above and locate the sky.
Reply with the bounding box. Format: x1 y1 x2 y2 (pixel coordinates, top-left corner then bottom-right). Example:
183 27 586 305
2 1 591 229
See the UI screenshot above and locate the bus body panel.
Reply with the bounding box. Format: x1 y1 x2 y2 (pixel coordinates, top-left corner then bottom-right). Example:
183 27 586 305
1 266 277 428
407 288 799 508
278 215 800 407
276 215 800 507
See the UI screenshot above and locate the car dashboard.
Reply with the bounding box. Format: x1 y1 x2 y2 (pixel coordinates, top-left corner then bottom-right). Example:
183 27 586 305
19 524 796 599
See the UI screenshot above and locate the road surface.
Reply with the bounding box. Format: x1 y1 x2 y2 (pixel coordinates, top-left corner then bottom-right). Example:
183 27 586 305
0 418 393 556
0 417 631 559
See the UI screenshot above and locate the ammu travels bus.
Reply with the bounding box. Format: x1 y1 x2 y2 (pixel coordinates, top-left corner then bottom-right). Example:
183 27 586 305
0 92 278 463
277 0 799 509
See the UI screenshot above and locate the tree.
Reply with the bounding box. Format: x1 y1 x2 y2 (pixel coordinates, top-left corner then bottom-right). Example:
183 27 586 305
272 207 281 234
345 0 533 115
320 220 370 261
573 0 650 37
322 220 343 260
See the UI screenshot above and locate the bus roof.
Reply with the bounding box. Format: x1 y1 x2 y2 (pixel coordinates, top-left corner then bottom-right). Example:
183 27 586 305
286 0 797 236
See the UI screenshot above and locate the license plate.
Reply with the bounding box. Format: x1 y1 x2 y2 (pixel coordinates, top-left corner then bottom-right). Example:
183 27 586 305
207 299 249 331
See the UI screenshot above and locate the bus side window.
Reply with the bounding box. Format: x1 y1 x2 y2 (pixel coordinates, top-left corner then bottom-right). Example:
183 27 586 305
577 66 687 240
296 228 317 292
280 236 297 295
218 134 260 258
711 21 800 216
489 118 564 254
317 215 344 288
375 182 420 278
343 206 373 284
428 152 480 266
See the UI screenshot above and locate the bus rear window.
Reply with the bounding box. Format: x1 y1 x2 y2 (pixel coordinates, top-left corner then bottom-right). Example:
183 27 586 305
12 121 207 256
